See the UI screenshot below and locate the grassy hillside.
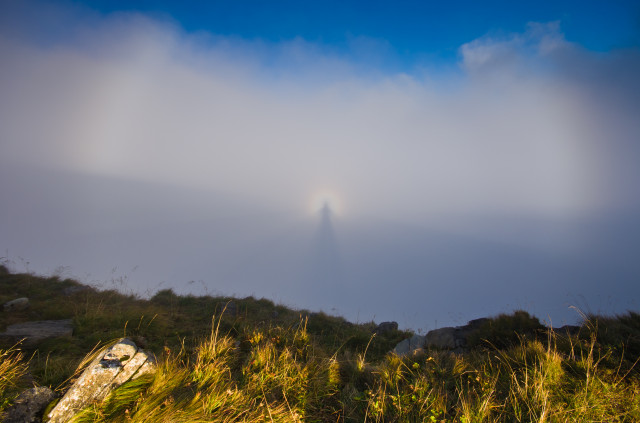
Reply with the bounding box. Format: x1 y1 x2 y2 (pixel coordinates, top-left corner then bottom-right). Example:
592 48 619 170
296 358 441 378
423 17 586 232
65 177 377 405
1 265 639 422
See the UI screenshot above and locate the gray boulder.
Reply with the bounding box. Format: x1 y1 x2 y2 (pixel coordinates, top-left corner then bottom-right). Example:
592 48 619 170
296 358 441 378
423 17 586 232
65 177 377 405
375 321 398 335
393 334 426 356
47 338 156 423
425 327 459 349
0 319 73 346
3 297 29 312
2 386 56 423
393 317 493 355
424 318 494 350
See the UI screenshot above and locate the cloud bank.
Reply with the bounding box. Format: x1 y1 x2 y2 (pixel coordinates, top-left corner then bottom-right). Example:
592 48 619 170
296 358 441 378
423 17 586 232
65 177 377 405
3 7 638 221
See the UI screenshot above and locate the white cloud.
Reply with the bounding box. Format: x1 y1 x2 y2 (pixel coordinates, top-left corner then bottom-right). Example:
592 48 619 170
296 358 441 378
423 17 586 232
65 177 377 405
1 6 638 225
459 21 568 73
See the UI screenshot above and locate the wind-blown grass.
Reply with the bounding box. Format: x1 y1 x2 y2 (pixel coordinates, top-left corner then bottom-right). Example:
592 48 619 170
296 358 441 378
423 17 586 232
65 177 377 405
1 265 639 421
0 346 29 414
59 318 639 422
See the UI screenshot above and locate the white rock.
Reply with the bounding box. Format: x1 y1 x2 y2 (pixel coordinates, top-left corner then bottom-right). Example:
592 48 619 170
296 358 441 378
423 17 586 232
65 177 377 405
47 338 156 423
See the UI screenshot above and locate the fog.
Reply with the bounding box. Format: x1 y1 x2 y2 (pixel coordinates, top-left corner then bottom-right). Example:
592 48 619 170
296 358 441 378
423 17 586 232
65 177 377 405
1 4 639 330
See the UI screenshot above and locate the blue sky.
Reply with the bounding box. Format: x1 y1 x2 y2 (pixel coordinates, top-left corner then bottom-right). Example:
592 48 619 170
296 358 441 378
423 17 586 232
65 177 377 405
1 0 640 329
5 0 640 69
83 0 640 57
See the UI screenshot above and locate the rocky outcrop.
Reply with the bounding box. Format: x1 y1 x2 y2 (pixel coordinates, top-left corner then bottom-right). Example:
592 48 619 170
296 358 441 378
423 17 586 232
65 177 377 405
0 319 73 346
47 338 156 423
424 318 490 350
393 334 426 355
1 386 56 423
374 321 398 335
3 297 29 312
394 318 491 356
424 327 459 349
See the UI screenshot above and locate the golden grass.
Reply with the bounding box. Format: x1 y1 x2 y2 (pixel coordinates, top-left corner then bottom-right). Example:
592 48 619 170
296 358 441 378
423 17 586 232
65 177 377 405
1 266 639 421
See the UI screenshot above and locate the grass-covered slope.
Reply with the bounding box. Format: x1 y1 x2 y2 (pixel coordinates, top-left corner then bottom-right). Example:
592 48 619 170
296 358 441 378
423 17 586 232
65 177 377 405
1 265 639 422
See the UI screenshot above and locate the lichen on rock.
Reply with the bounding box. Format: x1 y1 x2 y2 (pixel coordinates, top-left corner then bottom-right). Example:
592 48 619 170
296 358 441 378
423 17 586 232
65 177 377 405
47 338 156 423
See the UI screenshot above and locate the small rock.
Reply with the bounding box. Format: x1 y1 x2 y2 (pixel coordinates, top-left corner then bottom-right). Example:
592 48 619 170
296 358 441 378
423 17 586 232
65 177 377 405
0 319 73 346
2 386 56 423
47 338 156 423
393 334 426 356
3 297 29 312
374 321 399 335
